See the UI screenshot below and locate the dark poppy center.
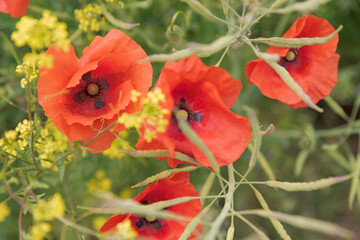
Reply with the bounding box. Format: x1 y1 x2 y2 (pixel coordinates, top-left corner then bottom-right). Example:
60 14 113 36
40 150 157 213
72 72 109 110
172 98 202 126
135 201 163 230
135 218 162 230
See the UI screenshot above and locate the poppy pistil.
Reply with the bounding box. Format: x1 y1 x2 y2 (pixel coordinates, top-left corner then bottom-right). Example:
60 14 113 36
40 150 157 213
87 83 99 96
285 49 298 62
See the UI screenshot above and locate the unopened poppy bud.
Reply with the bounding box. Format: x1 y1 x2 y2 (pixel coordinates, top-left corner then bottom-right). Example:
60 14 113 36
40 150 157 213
166 24 183 43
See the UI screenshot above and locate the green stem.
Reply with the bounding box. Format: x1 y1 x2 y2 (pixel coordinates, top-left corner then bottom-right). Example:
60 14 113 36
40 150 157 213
176 115 225 190
28 5 72 20
205 164 235 240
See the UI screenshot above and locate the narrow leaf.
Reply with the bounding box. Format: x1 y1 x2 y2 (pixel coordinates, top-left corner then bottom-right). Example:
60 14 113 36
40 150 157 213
256 51 323 112
252 26 342 48
121 149 201 166
248 144 276 181
349 157 360 209
100 2 139 29
141 33 237 62
294 149 309 177
324 96 350 121
132 166 197 188
179 202 212 240
251 187 291 240
248 210 354 239
243 106 262 171
266 174 352 191
232 211 270 240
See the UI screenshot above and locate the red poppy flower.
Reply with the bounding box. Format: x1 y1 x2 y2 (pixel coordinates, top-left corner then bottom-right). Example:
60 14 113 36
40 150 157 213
38 29 152 153
0 0 29 17
245 14 340 109
100 172 202 239
136 55 252 168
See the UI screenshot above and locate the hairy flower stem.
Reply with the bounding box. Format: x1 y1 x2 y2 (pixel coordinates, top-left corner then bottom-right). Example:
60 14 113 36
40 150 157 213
48 118 118 171
205 164 235 240
26 85 37 168
18 192 29 240
176 116 225 190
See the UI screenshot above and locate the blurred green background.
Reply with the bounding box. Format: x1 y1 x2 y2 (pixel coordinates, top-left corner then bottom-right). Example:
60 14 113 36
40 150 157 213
1 0 359 239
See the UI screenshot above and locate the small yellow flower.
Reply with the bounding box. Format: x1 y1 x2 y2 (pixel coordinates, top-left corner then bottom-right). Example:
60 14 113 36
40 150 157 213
119 187 132 199
103 131 132 159
118 88 169 142
30 222 52 240
130 89 141 103
33 193 65 222
75 4 103 33
36 119 70 171
92 216 108 231
4 130 17 142
87 170 112 192
11 10 69 51
114 219 138 239
0 203 11 222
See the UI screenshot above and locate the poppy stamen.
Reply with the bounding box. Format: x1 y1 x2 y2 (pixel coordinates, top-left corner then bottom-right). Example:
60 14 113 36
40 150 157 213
87 83 99 96
94 99 106 109
152 220 162 230
136 218 146 229
192 112 202 122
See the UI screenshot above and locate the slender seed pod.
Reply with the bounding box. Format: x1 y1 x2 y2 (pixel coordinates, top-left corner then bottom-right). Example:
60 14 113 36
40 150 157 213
265 174 352 191
252 26 342 48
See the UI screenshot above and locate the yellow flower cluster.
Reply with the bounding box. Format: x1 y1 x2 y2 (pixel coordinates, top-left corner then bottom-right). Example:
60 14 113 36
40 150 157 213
114 219 138 239
11 10 69 51
0 119 33 156
29 222 51 240
30 193 65 240
92 216 108 231
103 130 133 159
87 170 112 192
118 89 170 143
33 193 65 222
16 52 53 88
0 203 11 222
35 120 70 170
15 63 37 88
75 3 103 32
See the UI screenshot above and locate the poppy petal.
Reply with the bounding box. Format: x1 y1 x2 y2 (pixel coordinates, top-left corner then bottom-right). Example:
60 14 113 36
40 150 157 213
38 45 79 126
246 59 307 105
245 14 339 108
38 29 152 153
100 214 130 233
189 82 251 167
289 54 340 108
1 0 29 17
101 172 202 239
